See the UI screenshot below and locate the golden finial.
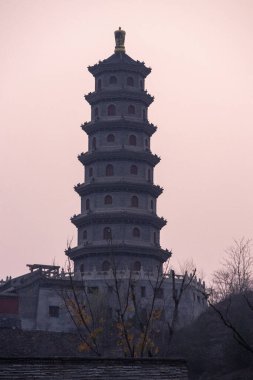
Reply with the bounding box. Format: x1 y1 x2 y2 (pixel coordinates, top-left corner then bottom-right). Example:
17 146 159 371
114 27 126 53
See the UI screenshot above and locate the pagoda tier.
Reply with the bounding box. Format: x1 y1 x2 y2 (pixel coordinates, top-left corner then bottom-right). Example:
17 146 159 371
74 181 163 198
85 90 154 107
67 244 170 263
78 149 160 167
81 120 157 137
88 55 151 78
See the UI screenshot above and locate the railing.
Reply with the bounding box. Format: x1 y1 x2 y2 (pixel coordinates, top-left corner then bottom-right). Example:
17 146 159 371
0 268 205 292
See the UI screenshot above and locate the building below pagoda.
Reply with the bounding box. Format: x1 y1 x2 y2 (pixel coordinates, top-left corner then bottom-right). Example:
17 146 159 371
0 29 207 345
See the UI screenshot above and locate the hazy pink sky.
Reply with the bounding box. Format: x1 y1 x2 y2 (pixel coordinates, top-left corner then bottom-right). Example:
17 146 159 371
0 0 253 281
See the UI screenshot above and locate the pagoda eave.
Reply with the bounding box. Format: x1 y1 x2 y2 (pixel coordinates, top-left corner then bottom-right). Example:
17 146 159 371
74 181 163 198
71 211 167 229
78 149 160 167
81 120 157 137
66 243 171 262
88 62 151 78
85 90 154 106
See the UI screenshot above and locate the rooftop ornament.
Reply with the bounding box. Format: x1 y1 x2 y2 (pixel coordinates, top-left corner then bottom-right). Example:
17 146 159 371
114 27 126 53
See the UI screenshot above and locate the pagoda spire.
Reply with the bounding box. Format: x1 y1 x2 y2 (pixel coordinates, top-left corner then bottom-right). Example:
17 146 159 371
114 27 126 53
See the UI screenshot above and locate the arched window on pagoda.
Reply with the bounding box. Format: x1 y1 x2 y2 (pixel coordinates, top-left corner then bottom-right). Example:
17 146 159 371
130 165 138 175
140 79 143 90
133 227 140 238
85 198 90 210
80 264 84 275
153 231 157 244
108 104 116 116
127 77 134 86
103 227 112 240
128 105 135 115
97 79 102 90
143 109 146 121
89 167 93 177
83 230 87 240
107 134 115 143
109 76 117 84
133 261 141 271
129 134 137 146
92 137 96 151
131 196 139 208
150 199 154 210
102 260 111 271
106 164 114 176
104 195 112 205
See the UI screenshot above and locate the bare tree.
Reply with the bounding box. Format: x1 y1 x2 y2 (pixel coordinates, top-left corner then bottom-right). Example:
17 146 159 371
167 268 197 347
107 256 169 357
59 259 106 356
206 296 253 355
62 240 204 357
202 238 253 355
212 238 253 302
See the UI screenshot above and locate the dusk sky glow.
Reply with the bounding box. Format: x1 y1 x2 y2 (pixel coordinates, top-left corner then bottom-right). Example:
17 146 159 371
1 0 253 281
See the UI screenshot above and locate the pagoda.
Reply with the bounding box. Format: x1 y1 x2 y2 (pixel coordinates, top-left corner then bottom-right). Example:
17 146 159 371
67 28 170 275
0 29 207 334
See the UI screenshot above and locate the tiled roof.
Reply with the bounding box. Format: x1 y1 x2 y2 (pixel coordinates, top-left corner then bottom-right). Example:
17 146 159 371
102 52 136 64
0 358 188 379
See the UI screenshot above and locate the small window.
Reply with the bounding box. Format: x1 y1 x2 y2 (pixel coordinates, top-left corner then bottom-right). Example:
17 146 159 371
94 107 98 117
107 134 115 143
89 167 93 177
98 79 102 90
108 104 116 116
106 164 114 176
103 227 112 240
133 227 140 238
145 138 149 147
130 165 138 175
141 286 146 297
153 232 157 244
127 77 134 86
143 109 146 120
85 199 90 210
102 260 111 271
109 76 117 84
49 306 59 318
133 261 141 271
80 264 84 274
140 79 143 89
104 195 112 205
150 200 154 210
128 105 135 115
131 196 139 208
92 137 96 150
129 135 137 146
83 230 87 240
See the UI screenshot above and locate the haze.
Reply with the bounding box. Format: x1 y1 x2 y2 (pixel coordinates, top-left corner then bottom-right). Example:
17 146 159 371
0 0 253 281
